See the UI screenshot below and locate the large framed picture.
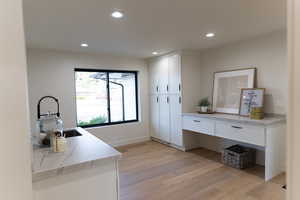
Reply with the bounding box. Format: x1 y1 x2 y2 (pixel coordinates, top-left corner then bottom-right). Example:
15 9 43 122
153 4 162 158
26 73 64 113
239 88 265 116
212 68 256 114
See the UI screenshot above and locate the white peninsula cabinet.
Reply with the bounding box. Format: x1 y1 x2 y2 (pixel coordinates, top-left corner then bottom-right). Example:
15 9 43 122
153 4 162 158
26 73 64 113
32 128 121 200
148 51 202 149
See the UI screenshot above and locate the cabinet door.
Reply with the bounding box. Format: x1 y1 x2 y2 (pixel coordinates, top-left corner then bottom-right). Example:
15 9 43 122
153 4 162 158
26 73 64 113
149 60 160 94
159 94 170 142
150 95 160 139
157 57 169 94
170 94 183 146
168 54 181 94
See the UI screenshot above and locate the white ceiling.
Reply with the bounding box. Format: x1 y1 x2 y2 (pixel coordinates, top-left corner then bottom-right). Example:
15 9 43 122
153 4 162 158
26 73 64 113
23 0 286 58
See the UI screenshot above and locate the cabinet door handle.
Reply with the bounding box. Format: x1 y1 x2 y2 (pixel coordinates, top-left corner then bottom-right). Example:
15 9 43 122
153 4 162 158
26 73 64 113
167 85 169 92
167 97 169 103
156 86 159 92
179 96 181 104
156 97 158 103
193 120 201 123
179 84 181 92
231 126 243 129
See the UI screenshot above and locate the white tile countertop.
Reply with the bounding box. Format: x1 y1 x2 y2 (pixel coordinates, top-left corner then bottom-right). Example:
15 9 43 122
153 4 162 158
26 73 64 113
32 127 121 179
182 113 286 126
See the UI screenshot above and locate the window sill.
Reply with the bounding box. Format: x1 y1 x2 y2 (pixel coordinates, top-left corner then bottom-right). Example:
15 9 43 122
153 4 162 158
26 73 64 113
78 120 140 129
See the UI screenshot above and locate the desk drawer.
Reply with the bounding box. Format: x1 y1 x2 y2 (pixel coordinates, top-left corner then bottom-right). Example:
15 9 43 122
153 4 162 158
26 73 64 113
215 121 265 146
182 116 215 135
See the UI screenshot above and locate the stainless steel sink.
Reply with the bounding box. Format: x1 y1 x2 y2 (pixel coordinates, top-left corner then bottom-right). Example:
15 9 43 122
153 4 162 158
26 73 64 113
63 129 82 138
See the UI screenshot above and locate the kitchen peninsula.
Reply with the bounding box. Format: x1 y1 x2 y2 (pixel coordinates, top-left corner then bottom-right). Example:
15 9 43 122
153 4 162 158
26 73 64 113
32 128 121 200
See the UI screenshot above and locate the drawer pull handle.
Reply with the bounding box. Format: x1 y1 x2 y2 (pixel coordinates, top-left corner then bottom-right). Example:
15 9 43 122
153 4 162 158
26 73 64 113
231 126 243 129
193 120 201 123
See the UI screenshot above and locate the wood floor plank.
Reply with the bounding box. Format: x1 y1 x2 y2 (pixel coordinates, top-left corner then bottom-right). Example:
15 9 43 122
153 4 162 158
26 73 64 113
117 141 286 200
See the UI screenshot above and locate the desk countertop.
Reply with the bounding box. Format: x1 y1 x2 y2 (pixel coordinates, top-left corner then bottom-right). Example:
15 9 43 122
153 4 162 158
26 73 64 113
182 113 285 126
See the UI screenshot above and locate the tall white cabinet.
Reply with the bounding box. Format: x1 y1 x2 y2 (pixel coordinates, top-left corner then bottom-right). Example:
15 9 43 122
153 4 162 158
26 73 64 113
148 52 202 148
169 94 183 146
159 94 172 142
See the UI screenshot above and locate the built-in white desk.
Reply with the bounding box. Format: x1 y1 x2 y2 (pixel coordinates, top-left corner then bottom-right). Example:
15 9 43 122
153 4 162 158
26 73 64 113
182 113 286 181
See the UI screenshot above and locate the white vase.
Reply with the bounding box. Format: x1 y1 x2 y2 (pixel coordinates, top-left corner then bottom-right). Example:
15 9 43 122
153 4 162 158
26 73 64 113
200 106 208 113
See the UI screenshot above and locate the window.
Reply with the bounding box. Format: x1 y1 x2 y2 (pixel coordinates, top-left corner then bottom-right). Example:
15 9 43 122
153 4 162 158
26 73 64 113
75 69 138 127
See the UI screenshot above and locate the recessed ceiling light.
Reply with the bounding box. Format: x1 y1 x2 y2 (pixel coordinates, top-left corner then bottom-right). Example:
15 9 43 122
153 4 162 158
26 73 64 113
152 52 158 55
111 11 124 18
81 43 88 47
205 33 215 38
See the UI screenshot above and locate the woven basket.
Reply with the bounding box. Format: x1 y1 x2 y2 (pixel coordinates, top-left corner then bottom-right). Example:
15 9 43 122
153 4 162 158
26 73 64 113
222 145 256 169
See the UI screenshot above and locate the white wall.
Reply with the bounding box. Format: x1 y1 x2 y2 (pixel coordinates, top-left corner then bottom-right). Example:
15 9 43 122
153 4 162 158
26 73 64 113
287 0 300 198
0 0 33 199
27 48 149 146
181 52 203 113
188 31 287 165
198 30 287 114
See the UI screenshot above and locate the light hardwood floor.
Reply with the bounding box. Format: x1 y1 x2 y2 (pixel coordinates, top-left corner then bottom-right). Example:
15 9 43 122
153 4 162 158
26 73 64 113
117 141 286 200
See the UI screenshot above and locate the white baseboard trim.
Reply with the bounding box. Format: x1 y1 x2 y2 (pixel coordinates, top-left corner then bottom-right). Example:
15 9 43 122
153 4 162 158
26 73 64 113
109 136 151 147
150 137 186 151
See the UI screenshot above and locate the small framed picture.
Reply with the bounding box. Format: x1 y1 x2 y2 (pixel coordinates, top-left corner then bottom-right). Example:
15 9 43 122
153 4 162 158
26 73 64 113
239 88 265 116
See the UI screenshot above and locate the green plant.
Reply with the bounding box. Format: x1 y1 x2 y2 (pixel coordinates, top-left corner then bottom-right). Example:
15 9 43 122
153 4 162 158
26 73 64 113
78 115 108 126
198 97 211 107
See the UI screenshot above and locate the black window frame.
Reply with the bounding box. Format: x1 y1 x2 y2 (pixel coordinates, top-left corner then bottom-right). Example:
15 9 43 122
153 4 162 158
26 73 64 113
74 68 139 128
